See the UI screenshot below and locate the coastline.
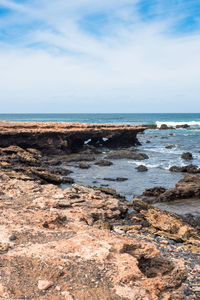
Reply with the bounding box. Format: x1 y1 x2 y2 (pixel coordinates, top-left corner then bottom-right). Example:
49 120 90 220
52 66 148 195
0 121 199 299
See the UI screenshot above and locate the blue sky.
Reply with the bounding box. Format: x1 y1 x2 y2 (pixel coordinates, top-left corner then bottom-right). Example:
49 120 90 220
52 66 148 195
0 0 200 113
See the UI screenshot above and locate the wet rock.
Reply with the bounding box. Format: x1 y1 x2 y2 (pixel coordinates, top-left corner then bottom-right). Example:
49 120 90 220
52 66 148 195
143 186 166 197
169 164 200 173
61 177 74 184
50 168 73 176
181 152 193 161
79 162 90 169
176 124 190 128
106 150 149 160
159 124 174 130
66 154 96 162
157 175 200 202
103 177 128 182
94 160 113 166
136 165 148 172
165 145 175 149
146 140 151 143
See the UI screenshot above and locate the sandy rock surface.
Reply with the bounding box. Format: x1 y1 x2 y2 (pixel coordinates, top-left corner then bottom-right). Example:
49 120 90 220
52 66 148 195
0 172 192 300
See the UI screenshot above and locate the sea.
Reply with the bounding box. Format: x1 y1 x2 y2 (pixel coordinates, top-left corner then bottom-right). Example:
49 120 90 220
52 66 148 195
1 113 200 216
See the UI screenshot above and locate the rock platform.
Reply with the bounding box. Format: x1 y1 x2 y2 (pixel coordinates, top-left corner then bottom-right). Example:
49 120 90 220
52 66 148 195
0 121 146 154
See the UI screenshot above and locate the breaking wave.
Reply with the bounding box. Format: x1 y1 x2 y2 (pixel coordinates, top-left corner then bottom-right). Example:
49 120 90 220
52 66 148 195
156 121 200 128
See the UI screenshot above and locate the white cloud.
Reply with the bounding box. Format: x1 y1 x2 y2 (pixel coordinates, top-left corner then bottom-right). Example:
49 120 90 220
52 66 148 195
0 0 200 112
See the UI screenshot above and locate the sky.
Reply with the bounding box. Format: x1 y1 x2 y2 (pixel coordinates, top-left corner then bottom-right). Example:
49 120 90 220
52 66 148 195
0 0 200 113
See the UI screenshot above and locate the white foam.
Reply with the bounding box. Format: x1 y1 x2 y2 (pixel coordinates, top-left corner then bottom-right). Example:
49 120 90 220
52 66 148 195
156 121 200 128
130 161 160 168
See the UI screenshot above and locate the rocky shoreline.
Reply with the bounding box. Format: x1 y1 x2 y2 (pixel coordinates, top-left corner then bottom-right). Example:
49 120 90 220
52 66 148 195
0 122 199 299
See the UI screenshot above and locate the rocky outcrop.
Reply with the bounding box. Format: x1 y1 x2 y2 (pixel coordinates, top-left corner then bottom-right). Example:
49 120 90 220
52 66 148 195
142 175 200 203
132 198 200 245
0 121 146 155
157 175 200 202
0 173 189 300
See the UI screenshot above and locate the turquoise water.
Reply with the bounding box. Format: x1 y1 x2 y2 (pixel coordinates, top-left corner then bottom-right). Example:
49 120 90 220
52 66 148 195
0 113 200 125
0 113 200 214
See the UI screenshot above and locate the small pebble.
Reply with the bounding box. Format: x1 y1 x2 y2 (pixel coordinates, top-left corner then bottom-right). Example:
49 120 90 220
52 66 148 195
38 280 53 291
9 235 17 241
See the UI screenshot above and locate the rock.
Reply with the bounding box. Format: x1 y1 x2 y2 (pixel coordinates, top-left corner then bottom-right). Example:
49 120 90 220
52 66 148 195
146 140 151 143
106 150 149 160
159 124 174 130
61 177 74 184
79 162 90 169
176 124 190 128
132 198 200 245
30 168 62 184
136 165 148 172
94 160 113 166
169 164 200 173
38 280 53 290
0 171 192 299
0 122 146 154
143 186 166 197
181 152 193 161
157 175 200 202
9 235 17 241
165 145 175 149
103 177 128 182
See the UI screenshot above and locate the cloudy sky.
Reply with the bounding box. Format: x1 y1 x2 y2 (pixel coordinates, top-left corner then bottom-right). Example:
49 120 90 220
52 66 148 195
0 0 200 113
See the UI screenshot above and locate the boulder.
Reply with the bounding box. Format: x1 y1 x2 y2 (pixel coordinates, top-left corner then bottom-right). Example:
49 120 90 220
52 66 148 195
94 160 113 166
143 186 166 197
165 145 175 149
79 162 90 169
181 152 193 161
157 175 200 202
136 165 148 172
159 124 174 130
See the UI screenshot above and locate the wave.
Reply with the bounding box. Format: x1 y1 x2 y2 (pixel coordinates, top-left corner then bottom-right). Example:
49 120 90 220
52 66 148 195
130 161 161 169
156 121 200 128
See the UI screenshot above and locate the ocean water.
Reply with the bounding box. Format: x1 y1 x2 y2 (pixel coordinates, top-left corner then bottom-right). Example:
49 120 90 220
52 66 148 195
1 113 200 215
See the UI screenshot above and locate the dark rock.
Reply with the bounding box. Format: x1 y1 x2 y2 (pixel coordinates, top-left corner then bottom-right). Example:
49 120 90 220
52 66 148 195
136 165 148 172
146 140 151 144
165 145 175 149
181 152 193 161
9 235 17 241
79 162 90 169
159 124 174 130
157 174 200 202
95 160 113 166
169 164 200 174
50 168 73 176
103 177 128 182
61 177 74 184
106 151 149 160
176 124 190 129
66 154 96 162
143 187 166 197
